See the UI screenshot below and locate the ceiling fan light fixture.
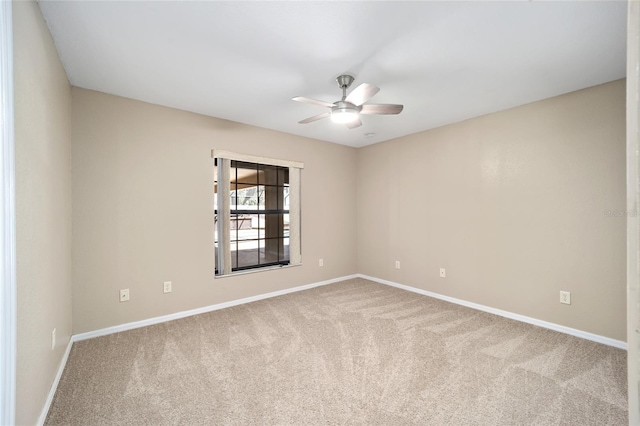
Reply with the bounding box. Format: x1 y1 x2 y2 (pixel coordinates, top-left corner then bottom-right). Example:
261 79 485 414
331 106 359 123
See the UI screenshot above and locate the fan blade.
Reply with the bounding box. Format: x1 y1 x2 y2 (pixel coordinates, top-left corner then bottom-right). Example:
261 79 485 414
292 96 334 109
360 104 404 115
298 112 330 124
345 117 362 129
345 83 380 106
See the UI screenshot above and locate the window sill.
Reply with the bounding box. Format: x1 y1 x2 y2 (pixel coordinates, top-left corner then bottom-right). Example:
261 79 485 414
214 263 301 279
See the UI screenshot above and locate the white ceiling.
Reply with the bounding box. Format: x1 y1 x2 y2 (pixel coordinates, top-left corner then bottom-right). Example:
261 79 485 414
38 1 627 148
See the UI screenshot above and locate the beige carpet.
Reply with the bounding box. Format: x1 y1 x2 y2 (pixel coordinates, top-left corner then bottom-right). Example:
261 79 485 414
45 278 627 425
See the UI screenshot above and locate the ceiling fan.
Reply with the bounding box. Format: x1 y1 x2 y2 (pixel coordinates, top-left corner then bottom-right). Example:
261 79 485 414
292 75 403 129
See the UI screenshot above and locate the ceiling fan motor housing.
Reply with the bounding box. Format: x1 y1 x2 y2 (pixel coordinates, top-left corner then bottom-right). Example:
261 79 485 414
332 100 361 113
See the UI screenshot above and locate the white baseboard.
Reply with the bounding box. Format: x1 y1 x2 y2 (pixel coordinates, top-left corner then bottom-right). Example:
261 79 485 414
73 274 358 342
37 337 73 426
357 274 627 350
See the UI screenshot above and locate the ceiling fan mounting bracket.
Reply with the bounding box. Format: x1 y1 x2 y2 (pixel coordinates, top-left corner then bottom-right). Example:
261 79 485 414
336 75 355 89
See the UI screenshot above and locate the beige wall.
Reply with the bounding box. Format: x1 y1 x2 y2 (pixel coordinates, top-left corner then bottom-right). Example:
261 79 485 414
71 88 358 334
72 82 625 340
357 80 626 341
13 1 72 424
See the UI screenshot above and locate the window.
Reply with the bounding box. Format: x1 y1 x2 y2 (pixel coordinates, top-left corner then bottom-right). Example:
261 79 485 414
213 151 303 276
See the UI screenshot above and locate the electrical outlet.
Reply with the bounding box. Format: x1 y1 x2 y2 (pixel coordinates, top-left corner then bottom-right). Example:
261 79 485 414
120 288 130 302
51 328 56 350
319 259 324 267
439 268 446 278
395 260 401 269
163 281 172 294
560 291 571 305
